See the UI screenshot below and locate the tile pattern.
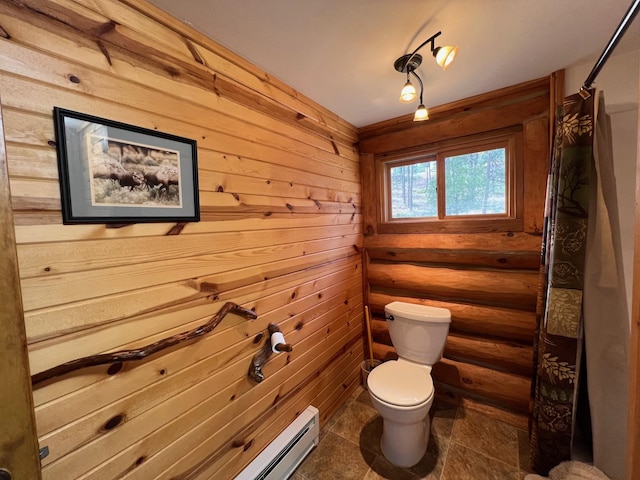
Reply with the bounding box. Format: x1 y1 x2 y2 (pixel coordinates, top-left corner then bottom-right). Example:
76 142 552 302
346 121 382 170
294 386 535 480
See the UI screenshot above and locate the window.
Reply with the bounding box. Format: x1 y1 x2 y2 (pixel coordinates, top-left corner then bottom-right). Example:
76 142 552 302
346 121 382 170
378 133 522 233
389 159 438 219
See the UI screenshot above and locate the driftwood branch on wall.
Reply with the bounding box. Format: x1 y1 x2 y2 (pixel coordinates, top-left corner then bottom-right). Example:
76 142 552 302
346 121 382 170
31 301 258 385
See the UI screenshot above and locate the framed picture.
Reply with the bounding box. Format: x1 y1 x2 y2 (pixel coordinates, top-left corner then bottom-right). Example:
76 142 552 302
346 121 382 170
53 107 199 224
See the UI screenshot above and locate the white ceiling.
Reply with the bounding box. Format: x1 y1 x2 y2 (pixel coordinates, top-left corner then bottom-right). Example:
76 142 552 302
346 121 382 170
148 0 640 128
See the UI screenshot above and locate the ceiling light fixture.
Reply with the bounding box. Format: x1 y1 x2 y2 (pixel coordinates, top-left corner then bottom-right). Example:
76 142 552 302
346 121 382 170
399 74 418 103
393 31 458 121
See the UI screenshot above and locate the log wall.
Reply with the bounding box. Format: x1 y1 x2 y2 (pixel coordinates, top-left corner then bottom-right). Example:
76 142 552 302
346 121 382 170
359 78 553 421
0 1 362 479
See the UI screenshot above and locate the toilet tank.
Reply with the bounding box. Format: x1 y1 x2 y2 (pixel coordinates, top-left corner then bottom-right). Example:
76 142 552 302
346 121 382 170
384 301 451 365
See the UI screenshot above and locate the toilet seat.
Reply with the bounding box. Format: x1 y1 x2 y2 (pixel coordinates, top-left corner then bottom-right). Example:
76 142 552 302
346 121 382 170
367 360 433 407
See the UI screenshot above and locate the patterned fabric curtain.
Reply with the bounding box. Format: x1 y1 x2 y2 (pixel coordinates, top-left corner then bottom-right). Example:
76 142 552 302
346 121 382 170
530 90 595 474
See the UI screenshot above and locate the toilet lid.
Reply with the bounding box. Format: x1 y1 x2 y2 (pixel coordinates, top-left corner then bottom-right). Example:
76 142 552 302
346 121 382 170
367 360 433 407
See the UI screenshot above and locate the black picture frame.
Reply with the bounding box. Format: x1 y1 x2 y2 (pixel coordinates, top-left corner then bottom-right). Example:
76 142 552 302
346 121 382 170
53 107 200 224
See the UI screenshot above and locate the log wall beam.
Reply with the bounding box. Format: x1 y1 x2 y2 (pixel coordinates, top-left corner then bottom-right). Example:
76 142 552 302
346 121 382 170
364 231 542 256
366 246 539 270
358 77 550 140
368 292 536 343
372 342 530 413
370 319 533 376
359 90 548 154
368 262 538 310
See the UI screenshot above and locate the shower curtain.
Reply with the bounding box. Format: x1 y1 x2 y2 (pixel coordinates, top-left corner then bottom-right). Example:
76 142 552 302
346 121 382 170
530 90 594 475
530 89 630 479
582 92 629 480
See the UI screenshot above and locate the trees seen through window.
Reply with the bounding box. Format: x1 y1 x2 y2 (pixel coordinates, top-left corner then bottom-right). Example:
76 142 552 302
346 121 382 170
382 135 518 227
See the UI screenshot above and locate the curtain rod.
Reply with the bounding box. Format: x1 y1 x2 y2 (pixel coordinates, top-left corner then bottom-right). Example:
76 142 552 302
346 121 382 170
580 0 640 98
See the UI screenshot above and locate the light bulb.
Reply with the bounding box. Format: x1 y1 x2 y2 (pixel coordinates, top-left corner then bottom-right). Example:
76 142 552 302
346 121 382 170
399 80 417 103
434 45 458 70
413 104 429 121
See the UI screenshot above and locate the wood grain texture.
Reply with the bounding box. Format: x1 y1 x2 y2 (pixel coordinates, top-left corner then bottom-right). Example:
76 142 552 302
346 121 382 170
372 342 530 413
32 265 362 435
179 340 363 479
0 1 363 478
523 116 550 234
0 97 42 479
365 231 542 251
360 153 377 236
26 252 359 345
370 319 533 376
359 90 548 154
5 0 356 148
368 292 536 343
0 5 357 161
0 83 360 182
364 233 540 269
31 302 257 385
358 77 550 140
368 262 538 310
38 300 362 476
117 0 358 143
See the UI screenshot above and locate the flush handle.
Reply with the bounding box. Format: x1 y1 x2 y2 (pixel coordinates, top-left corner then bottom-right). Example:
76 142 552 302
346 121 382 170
386 315 394 321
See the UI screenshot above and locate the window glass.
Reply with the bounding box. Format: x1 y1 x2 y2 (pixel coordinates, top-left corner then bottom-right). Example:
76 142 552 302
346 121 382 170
377 133 521 233
389 161 437 219
444 148 506 216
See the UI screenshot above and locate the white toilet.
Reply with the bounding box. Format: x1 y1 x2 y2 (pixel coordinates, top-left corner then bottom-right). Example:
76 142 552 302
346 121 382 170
367 301 451 468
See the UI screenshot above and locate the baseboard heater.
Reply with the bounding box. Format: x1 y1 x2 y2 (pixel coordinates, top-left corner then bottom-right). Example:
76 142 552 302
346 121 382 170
235 406 320 480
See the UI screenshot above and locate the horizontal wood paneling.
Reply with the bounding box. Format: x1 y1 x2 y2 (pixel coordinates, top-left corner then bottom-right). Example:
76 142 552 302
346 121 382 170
193 346 364 479
40 299 363 478
1 1 362 478
0 99 360 186
33 272 362 413
0 4 358 161
17 224 361 279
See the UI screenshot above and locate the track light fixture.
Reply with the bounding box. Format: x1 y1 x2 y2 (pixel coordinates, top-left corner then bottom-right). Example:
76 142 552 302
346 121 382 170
393 31 458 121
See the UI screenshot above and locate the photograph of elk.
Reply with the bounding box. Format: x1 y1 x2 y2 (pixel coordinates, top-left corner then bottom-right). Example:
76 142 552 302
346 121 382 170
89 137 182 207
54 108 199 224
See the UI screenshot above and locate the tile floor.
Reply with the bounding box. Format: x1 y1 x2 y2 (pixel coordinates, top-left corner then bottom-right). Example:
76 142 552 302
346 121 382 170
292 386 535 480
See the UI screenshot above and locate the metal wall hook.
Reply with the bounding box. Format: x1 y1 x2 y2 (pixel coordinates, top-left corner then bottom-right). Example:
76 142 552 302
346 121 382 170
248 323 292 383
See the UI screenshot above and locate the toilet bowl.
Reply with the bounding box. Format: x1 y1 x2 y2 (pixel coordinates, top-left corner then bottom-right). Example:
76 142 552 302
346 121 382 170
367 302 450 467
367 358 434 467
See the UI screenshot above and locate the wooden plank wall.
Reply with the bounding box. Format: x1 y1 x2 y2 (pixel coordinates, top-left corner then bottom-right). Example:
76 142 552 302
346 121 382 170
0 100 42 479
358 78 552 424
0 1 363 478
